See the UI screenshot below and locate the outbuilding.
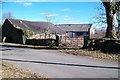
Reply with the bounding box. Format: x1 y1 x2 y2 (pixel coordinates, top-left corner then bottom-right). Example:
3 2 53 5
56 24 95 38
2 18 65 46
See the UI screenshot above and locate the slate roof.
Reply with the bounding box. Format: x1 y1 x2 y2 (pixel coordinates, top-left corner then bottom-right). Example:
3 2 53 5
7 19 65 35
56 24 92 32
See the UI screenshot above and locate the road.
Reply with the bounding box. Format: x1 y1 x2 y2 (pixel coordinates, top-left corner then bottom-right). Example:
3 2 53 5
0 46 119 78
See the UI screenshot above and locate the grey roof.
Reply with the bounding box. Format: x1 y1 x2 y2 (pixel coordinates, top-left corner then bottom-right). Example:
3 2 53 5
56 24 92 32
7 19 65 35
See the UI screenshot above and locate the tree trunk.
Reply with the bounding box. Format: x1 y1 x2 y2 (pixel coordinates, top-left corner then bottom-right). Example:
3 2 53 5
103 2 117 38
105 9 114 38
45 33 47 39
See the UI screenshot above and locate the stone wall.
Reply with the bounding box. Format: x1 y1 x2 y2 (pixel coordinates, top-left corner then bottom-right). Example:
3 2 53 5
88 38 120 54
26 39 56 46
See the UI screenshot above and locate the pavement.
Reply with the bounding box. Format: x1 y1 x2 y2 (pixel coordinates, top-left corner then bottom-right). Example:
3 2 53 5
0 46 119 78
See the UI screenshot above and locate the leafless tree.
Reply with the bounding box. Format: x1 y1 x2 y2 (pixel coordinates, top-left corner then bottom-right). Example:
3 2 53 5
92 3 107 38
2 12 15 23
43 13 57 39
93 3 107 27
102 0 120 38
44 13 56 23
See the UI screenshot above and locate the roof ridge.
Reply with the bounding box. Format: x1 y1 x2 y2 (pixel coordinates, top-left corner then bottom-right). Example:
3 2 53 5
7 18 52 24
5 18 65 35
56 24 92 25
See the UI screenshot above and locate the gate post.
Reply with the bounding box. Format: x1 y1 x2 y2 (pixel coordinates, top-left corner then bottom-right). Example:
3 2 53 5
3 37 6 43
83 36 89 49
56 35 59 47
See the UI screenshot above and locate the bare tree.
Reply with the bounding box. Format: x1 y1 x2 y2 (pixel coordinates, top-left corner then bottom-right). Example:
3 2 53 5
93 3 107 27
102 0 120 38
2 12 15 23
44 13 56 23
43 13 57 39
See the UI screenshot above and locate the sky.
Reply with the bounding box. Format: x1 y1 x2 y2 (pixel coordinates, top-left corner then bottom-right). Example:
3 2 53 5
1 1 105 28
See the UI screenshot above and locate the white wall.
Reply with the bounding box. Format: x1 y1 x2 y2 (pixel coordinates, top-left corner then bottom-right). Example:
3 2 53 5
89 25 95 38
90 25 95 35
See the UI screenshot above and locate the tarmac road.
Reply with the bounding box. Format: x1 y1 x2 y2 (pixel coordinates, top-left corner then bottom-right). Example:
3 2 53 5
0 46 119 78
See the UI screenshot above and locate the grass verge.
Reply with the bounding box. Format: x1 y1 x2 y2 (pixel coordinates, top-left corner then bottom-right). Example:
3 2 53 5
60 49 119 62
0 60 48 79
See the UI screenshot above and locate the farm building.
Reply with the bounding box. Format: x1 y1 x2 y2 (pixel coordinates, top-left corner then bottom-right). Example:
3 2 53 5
55 24 95 47
56 24 95 38
2 18 95 47
2 19 65 46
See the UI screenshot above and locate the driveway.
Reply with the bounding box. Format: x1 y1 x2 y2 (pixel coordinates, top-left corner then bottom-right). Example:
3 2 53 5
0 46 119 78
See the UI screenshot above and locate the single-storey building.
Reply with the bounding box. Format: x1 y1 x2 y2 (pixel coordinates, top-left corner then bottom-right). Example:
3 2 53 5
2 18 95 47
56 24 95 38
2 18 65 45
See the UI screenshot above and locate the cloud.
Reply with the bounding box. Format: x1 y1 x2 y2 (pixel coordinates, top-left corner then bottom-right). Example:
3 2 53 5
61 8 70 12
64 17 71 21
64 15 70 18
23 2 32 6
46 14 58 17
40 12 46 15
65 18 71 21
63 16 82 24
40 13 58 17
63 15 71 21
